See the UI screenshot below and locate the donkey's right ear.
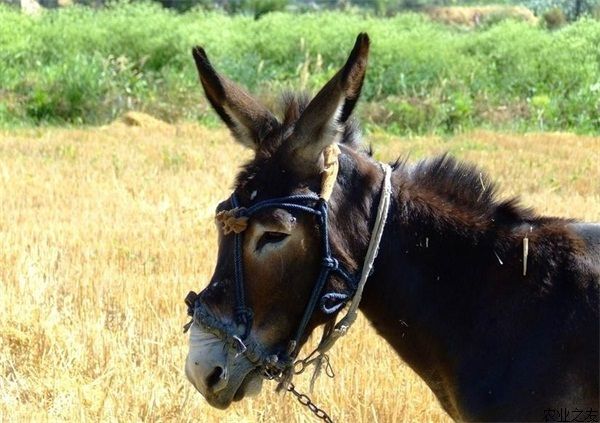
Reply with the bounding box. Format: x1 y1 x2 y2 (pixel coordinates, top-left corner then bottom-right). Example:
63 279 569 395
192 46 277 150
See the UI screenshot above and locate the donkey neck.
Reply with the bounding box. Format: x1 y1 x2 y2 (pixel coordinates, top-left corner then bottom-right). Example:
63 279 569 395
337 160 500 419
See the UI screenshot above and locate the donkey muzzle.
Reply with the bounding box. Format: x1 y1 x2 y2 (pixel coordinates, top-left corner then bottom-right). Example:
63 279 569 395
185 323 262 409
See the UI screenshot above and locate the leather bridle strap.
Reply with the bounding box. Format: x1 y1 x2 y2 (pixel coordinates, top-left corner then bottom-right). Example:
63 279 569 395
310 163 392 355
276 162 393 389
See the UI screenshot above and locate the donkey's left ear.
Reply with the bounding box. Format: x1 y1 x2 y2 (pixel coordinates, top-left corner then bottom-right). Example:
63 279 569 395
285 33 370 177
192 46 278 150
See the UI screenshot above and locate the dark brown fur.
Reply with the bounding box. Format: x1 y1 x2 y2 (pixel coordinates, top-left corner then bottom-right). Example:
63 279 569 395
191 35 599 421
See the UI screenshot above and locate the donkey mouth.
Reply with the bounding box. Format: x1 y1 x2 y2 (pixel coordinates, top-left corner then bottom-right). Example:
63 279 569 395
201 368 263 409
233 368 263 402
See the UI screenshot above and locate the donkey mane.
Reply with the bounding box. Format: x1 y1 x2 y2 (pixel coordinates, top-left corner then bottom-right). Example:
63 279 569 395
404 154 538 230
235 90 537 238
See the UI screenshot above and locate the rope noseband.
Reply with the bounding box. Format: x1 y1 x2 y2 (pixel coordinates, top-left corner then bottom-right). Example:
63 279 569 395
184 145 392 389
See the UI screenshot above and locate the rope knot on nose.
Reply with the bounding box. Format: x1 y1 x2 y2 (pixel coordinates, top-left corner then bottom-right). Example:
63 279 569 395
322 257 339 270
185 291 199 316
216 208 249 234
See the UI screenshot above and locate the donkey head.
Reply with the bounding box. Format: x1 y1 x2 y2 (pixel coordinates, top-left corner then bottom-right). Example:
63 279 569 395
185 34 370 409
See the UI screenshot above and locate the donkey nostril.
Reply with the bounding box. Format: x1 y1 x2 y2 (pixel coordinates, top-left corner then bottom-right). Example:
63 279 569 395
206 366 224 389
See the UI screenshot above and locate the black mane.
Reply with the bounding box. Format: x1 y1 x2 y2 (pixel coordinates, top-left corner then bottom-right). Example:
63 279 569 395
402 154 538 233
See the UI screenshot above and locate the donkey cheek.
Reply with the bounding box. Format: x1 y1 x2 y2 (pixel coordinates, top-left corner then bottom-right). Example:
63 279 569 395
299 238 308 252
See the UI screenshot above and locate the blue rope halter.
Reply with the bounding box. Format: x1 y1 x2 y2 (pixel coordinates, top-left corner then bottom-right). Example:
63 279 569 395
185 191 357 373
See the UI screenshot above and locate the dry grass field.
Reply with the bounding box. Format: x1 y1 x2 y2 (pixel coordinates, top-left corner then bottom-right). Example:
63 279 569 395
0 118 598 423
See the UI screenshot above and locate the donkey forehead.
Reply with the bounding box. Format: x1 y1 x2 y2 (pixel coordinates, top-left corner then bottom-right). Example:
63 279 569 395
235 158 298 195
232 163 314 205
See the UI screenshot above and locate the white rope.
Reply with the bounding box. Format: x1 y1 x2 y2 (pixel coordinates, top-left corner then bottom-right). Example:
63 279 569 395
315 162 393 355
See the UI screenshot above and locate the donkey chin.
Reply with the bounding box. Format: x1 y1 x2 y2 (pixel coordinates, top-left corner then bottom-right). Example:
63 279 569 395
185 324 263 409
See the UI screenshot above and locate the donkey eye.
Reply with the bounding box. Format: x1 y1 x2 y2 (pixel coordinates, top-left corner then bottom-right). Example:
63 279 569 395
256 231 289 251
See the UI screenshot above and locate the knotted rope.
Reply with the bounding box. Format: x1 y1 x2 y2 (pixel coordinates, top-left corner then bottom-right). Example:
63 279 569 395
216 210 248 234
319 144 340 202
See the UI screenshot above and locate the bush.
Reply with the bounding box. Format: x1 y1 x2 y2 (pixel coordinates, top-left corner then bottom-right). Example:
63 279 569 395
0 4 598 133
526 0 600 21
425 6 537 28
542 7 567 28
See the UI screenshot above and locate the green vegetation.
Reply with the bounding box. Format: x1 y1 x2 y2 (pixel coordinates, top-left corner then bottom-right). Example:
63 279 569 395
1 2 599 133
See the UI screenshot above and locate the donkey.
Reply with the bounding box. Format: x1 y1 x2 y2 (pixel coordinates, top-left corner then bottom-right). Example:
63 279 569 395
183 34 600 421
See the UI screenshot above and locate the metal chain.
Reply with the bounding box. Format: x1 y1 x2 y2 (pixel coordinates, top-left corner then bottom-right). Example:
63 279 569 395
263 349 335 423
286 381 334 423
